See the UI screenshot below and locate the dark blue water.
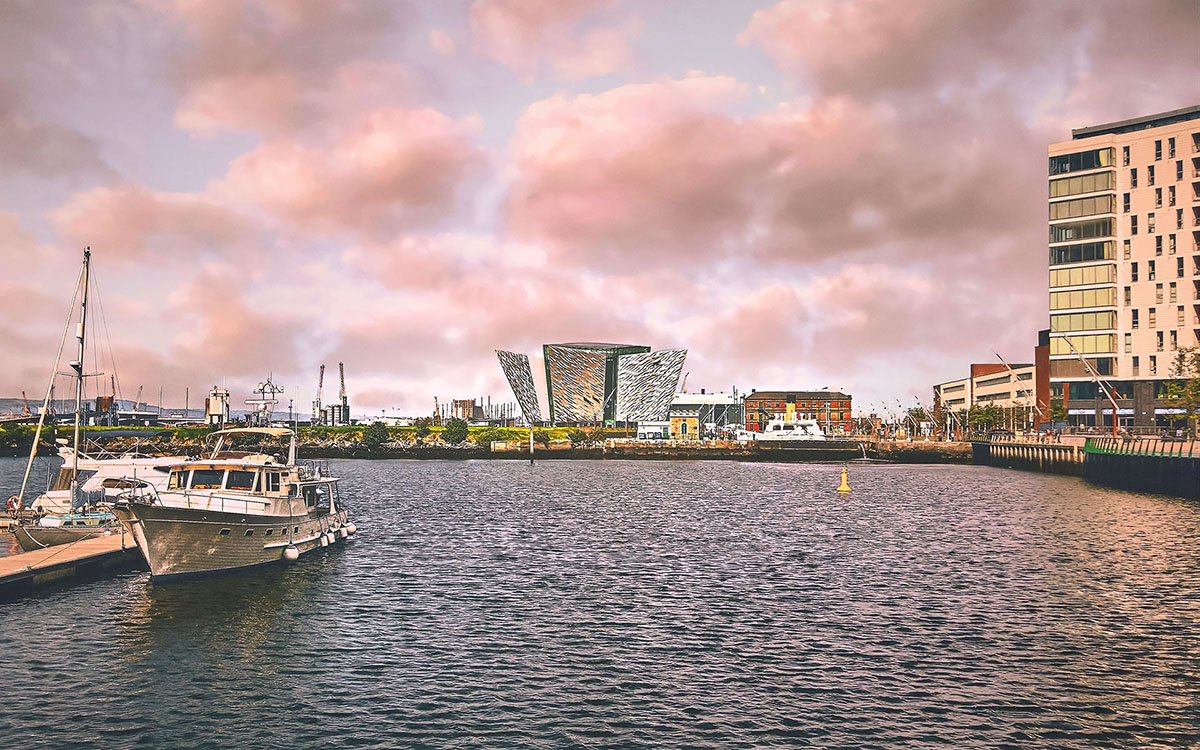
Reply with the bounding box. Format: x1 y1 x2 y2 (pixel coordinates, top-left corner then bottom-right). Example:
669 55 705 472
2 458 1199 748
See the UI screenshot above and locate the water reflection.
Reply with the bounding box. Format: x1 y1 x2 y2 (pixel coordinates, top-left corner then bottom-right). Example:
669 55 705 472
2 458 1199 749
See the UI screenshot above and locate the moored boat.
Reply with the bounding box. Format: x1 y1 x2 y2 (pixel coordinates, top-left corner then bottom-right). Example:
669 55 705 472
112 427 354 580
12 509 123 551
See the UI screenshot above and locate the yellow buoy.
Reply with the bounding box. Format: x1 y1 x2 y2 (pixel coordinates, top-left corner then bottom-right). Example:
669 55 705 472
836 465 851 493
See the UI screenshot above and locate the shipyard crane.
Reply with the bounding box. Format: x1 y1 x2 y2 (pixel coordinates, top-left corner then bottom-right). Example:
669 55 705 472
338 362 348 424
313 364 325 424
134 385 144 411
21 391 30 416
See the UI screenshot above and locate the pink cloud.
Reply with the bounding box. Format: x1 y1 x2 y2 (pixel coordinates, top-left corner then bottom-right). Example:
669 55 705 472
429 29 456 56
50 184 253 262
220 107 485 236
470 0 636 80
149 0 402 135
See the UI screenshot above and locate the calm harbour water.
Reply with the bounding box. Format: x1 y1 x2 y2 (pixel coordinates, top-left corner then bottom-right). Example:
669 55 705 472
1 457 1199 748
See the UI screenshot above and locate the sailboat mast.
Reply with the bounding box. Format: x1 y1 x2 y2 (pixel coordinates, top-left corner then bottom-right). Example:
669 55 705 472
71 248 91 478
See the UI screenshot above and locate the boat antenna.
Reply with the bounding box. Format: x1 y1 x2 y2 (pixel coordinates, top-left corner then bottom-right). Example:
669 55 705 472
16 251 85 505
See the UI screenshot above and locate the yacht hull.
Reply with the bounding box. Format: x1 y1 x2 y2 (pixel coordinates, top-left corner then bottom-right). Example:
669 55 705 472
112 502 350 580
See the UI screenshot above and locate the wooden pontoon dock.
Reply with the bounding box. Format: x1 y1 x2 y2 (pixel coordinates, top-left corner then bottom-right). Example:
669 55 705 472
0 531 144 602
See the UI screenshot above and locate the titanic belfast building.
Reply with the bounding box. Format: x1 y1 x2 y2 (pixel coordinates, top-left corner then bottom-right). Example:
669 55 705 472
497 342 687 426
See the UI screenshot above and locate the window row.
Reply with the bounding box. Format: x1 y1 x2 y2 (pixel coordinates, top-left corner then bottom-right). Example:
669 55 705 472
1050 311 1117 333
1049 241 1112 265
1049 218 1112 244
1049 148 1113 176
1049 287 1116 310
1049 171 1114 198
1049 264 1115 288
1049 334 1116 356
1049 194 1115 220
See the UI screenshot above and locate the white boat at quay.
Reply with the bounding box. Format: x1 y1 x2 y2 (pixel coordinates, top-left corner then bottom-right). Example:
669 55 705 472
737 415 828 442
112 427 355 580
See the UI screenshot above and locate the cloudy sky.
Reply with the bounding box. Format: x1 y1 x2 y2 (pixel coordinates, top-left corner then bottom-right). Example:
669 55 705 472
2 0 1197 418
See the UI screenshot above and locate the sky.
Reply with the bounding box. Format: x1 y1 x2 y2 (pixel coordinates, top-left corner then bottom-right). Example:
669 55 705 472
1 0 1198 419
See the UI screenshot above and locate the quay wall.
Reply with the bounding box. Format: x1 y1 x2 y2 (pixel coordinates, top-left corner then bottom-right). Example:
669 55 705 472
975 441 1084 476
1081 438 1199 500
976 437 1198 498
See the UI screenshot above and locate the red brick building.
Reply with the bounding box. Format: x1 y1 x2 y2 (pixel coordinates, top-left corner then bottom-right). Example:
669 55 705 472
743 390 854 435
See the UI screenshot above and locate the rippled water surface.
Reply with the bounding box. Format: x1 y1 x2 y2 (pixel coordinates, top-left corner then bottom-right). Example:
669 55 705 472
2 457 1199 748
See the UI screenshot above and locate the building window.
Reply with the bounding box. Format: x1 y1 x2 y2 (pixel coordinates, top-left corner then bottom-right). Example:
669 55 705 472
1123 192 1131 212
1177 160 1183 181
1050 171 1115 198
1170 330 1178 350
1049 287 1117 310
1169 234 1177 254
1169 185 1176 206
1170 282 1177 303
1049 218 1114 243
1132 356 1140 375
1122 145 1130 166
1156 235 1163 255
1048 148 1113 175
1150 355 1157 375
1178 208 1184 229
1178 257 1185 277
1049 264 1116 287
1122 239 1131 259
1132 309 1139 328
1049 194 1116 220
1168 137 1175 158
1180 306 1186 327
1131 215 1138 235
1124 333 1132 353
1131 167 1137 187
1124 286 1132 305
1148 212 1155 233
1156 283 1163 303
1155 187 1162 207
1148 165 1155 185
1156 331 1164 351
1131 262 1138 282
1154 140 1162 160
1149 307 1157 328
1148 260 1156 280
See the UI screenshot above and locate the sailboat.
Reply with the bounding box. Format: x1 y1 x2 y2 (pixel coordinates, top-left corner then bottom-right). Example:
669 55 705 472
10 249 183 550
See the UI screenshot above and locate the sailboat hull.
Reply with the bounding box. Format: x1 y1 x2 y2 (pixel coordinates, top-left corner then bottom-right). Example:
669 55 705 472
12 523 120 551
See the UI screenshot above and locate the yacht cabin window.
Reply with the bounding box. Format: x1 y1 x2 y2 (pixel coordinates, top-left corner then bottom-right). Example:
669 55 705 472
265 472 281 493
226 470 256 492
190 469 224 490
167 470 187 490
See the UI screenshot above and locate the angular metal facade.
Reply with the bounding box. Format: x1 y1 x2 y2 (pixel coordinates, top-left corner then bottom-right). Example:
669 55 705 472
496 350 542 423
544 345 608 424
615 349 687 422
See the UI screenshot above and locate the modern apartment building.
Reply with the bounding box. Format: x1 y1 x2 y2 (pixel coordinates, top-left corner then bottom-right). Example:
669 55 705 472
933 358 1043 437
1047 106 1200 428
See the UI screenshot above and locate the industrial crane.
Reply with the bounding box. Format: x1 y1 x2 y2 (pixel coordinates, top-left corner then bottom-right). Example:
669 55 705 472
313 364 325 424
338 362 348 424
21 390 30 416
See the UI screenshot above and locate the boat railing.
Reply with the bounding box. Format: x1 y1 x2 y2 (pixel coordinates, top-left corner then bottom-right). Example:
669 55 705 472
297 460 332 481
